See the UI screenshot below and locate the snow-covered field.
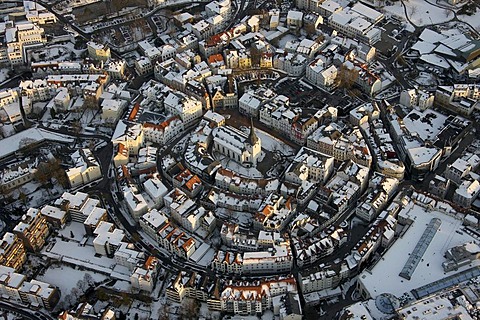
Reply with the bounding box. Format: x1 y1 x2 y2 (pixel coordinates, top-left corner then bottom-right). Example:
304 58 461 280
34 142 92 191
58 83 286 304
38 264 107 302
0 68 10 84
384 0 453 27
457 11 480 30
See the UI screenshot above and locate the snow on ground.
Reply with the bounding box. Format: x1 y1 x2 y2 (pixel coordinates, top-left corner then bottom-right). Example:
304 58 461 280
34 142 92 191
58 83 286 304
457 11 480 30
278 33 297 49
58 221 88 242
0 68 10 84
256 129 295 155
240 126 295 155
38 264 107 301
384 0 453 27
127 301 151 320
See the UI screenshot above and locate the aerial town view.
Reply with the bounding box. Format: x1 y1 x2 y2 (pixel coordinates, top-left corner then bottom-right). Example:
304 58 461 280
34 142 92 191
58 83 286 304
0 0 480 318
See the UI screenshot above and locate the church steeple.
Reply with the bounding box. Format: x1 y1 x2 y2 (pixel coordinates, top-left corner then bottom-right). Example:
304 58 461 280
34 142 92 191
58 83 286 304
248 117 258 145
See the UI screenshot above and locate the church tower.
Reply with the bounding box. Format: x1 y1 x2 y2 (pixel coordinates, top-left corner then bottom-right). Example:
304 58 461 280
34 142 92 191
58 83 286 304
244 118 261 167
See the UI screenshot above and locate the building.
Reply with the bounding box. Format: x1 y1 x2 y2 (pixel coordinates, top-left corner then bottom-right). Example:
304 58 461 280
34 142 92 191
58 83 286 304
19 279 60 310
39 205 68 229
87 41 111 62
101 98 127 124
140 209 169 243
428 175 450 199
135 57 153 75
328 6 383 44
213 241 293 274
435 84 480 116
0 265 59 310
142 117 184 145
12 208 49 252
143 175 169 208
212 121 261 167
66 148 102 188
453 179 480 208
285 147 334 185
286 11 303 29
400 88 435 110
0 233 27 271
0 159 37 192
219 276 298 315
83 207 107 236
306 61 337 90
92 222 125 257
164 92 203 126
2 21 47 65
130 256 159 293
53 191 101 223
123 186 148 220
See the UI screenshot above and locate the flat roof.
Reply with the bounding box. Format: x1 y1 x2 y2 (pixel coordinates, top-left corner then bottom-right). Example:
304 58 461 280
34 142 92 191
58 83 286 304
358 202 479 300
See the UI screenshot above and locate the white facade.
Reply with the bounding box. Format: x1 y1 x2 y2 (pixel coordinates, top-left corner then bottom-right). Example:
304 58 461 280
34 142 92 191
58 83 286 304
213 125 262 167
66 148 102 189
164 92 203 126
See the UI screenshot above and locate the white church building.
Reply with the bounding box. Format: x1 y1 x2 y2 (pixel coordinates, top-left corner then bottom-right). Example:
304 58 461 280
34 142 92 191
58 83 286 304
212 120 261 167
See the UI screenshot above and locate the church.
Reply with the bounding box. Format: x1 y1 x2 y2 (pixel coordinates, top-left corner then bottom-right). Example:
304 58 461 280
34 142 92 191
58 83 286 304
212 119 261 167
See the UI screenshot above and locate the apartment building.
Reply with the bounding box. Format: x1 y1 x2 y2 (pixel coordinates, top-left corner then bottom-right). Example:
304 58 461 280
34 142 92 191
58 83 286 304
92 222 125 257
87 41 111 62
66 148 102 189
0 232 27 271
0 265 59 310
13 208 49 252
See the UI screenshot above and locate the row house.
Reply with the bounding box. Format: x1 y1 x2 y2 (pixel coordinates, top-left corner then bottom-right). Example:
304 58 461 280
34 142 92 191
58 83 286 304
158 222 197 259
0 158 37 192
294 227 347 267
214 168 279 196
166 270 221 307
142 116 184 145
212 241 293 275
0 265 59 310
254 193 296 231
299 262 350 293
220 276 298 316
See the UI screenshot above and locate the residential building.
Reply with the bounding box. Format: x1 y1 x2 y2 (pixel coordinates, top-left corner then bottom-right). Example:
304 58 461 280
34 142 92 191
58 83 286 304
453 179 480 208
66 148 102 188
0 233 27 271
142 117 184 145
0 159 37 192
400 88 435 110
87 41 111 62
92 222 125 257
12 208 49 252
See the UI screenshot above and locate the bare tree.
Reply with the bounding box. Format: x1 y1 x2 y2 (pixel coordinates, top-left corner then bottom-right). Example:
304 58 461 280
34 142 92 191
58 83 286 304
83 273 94 287
18 192 28 207
335 65 359 90
157 304 170 320
180 298 199 320
34 158 69 188
444 8 452 18
410 5 418 16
